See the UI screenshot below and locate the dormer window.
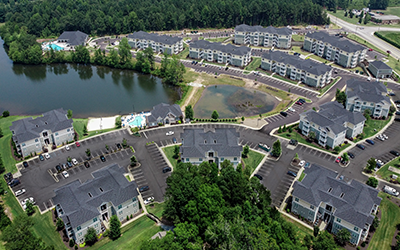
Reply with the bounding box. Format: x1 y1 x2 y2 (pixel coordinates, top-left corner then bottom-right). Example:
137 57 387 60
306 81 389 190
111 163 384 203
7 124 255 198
88 193 92 197
99 188 103 192
204 140 207 144
328 187 332 193
340 193 345 198
214 140 217 143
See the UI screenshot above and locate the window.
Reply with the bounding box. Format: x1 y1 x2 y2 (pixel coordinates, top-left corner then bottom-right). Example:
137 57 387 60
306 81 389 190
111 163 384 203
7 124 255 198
295 198 299 202
221 158 224 161
118 205 122 210
199 158 202 162
55 133 58 136
67 129 70 132
35 139 38 142
309 211 313 216
354 226 358 232
119 211 123 215
328 187 332 193
22 143 26 147
336 218 341 223
132 197 137 202
77 226 81 231
186 158 189 162
214 140 217 143
234 157 237 161
100 204 107 211
78 232 82 237
93 218 98 223
310 205 314 209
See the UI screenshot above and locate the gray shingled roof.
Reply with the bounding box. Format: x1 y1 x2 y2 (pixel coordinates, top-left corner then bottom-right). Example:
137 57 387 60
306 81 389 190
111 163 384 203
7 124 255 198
190 40 251 56
262 50 332 76
301 102 366 134
52 164 138 229
180 128 242 158
235 24 292 36
10 108 73 143
147 103 183 123
346 78 390 104
369 60 392 70
58 31 88 46
293 164 381 228
127 31 182 45
306 31 366 53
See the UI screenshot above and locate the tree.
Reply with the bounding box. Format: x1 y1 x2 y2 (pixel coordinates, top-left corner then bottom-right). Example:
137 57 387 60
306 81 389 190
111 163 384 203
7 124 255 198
344 11 348 17
109 215 121 240
211 110 219 120
313 225 320 237
2 110 10 117
295 153 299 159
308 131 316 142
242 145 250 158
349 11 354 18
0 155 5 175
115 116 122 128
366 177 378 188
118 38 132 65
366 158 376 172
56 218 64 231
25 201 35 216
122 138 128 148
130 155 137 166
86 148 91 157
85 227 97 246
334 146 340 153
271 139 281 157
241 116 245 122
303 234 313 249
185 105 194 120
0 204 11 230
370 215 380 231
143 46 155 69
173 145 180 159
335 89 347 108
72 46 90 64
83 125 88 135
67 109 73 119
364 109 372 120
313 231 336 250
342 152 349 163
0 128 3 138
335 228 351 246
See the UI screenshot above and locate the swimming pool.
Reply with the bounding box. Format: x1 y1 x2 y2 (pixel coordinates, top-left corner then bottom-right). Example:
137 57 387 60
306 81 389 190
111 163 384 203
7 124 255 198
47 44 64 51
128 116 145 127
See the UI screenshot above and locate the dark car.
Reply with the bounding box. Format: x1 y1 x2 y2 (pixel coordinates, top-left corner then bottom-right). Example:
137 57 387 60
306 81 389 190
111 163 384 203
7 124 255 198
67 161 73 168
56 165 63 172
162 167 172 173
116 143 122 150
22 161 28 168
289 139 298 146
396 111 400 115
280 111 288 117
3 172 12 183
100 155 106 162
8 179 20 187
287 171 297 177
356 144 365 150
84 161 90 168
390 150 400 156
139 186 150 193
348 152 355 159
396 118 400 122
299 98 306 104
366 139 375 145
39 154 45 161
394 100 400 104
254 174 263 180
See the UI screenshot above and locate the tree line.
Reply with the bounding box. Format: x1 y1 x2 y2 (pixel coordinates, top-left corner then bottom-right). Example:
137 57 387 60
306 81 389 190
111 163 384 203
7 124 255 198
141 160 342 249
0 0 329 38
313 0 389 11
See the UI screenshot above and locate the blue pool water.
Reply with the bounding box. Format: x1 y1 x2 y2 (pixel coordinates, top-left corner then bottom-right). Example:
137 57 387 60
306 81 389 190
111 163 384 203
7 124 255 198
47 44 64 51
128 116 144 127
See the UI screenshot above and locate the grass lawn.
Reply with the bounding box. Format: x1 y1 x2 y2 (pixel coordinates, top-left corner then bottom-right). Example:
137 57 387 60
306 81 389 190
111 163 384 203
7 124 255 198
205 37 229 43
179 44 190 59
290 46 310 56
245 57 261 71
73 118 117 141
368 193 400 250
292 35 304 42
88 216 161 250
318 77 341 96
363 118 391 139
146 202 165 218
384 55 400 75
308 54 329 64
281 214 313 239
0 116 39 173
273 74 298 85
299 172 306 182
376 156 400 180
347 33 387 56
242 149 265 174
162 145 179 168
375 31 400 50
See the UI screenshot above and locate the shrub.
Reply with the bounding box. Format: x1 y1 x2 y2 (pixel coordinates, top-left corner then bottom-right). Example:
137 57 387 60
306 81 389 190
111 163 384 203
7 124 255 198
69 239 75 248
361 241 366 247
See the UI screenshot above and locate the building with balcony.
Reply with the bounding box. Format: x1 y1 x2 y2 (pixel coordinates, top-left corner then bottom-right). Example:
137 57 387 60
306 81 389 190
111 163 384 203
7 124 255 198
127 31 183 55
368 60 393 79
180 128 242 168
292 164 381 246
189 40 251 67
52 164 140 244
303 32 367 68
234 24 292 49
9 108 74 158
57 31 89 49
260 50 333 88
346 79 391 118
299 102 366 147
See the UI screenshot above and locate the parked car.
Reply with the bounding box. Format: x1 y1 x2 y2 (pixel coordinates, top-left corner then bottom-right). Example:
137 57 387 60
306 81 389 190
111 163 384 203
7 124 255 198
172 137 177 144
376 159 384 167
166 131 174 136
295 101 303 105
162 167 172 173
254 174 263 180
144 197 154 205
376 134 385 141
116 143 122 150
383 185 399 196
287 171 297 177
8 179 20 187
396 111 400 115
288 107 295 112
335 157 341 163
356 144 365 150
368 48 373 51
15 189 26 197
289 139 298 146
22 161 29 168
62 171 69 178
396 118 400 122
366 139 375 145
387 50 391 54
100 155 106 162
62 163 67 170
299 98 306 104
348 152 355 159
280 111 288 117
3 172 12 183
382 134 388 140
55 165 62 172
299 160 305 167
39 154 45 161
84 162 90 168
65 145 70 151
21 197 35 206
75 141 81 147
390 150 400 156
66 161 73 168
139 186 150 193
44 153 50 159
304 162 310 168
395 100 400 104
72 158 78 165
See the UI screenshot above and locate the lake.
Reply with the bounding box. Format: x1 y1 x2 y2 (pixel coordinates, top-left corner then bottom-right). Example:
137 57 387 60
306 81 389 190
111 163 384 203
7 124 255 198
0 39 180 118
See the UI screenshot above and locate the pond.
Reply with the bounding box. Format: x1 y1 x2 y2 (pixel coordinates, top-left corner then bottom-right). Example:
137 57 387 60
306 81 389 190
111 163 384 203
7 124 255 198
193 85 277 118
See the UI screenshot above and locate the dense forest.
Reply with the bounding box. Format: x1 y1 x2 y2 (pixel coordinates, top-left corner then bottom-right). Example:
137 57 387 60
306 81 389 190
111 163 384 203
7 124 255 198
314 0 389 11
0 0 329 38
140 161 340 250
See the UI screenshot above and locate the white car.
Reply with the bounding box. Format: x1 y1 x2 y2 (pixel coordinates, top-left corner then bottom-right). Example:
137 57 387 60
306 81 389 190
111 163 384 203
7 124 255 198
376 135 385 141
288 107 295 112
15 189 26 197
65 145 70 151
376 159 384 166
62 171 69 178
144 196 154 205
21 197 35 206
44 153 50 159
72 158 78 165
299 160 305 167
166 131 174 136
382 134 388 140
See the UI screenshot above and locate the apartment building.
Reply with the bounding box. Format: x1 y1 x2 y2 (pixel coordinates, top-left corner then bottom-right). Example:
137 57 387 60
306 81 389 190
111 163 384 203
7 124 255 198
303 31 367 68
180 128 243 168
368 60 393 79
189 40 251 67
234 24 292 49
299 102 366 148
292 164 381 245
9 108 74 158
127 31 183 55
53 164 140 244
346 79 391 118
261 50 333 88
147 103 183 127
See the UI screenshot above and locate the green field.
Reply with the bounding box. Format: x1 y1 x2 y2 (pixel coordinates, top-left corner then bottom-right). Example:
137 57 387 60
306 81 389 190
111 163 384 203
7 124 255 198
292 34 304 42
363 118 391 139
242 149 265 173
377 156 400 180
146 202 165 218
368 193 400 250
162 145 179 168
179 44 190 59
245 57 261 71
375 31 400 50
